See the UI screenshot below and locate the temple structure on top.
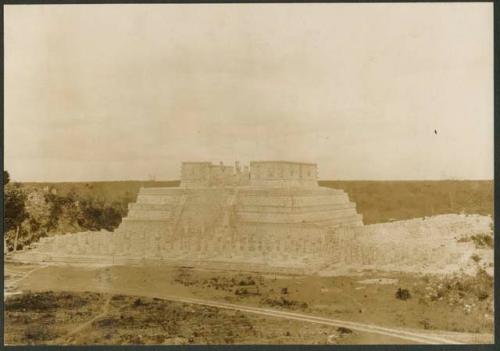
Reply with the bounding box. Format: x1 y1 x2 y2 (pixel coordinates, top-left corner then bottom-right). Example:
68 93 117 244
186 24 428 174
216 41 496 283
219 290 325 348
249 161 317 187
180 161 250 187
180 160 317 188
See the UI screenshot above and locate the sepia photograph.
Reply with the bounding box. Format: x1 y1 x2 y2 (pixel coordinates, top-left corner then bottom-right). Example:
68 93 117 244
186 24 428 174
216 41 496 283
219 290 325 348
3 2 494 346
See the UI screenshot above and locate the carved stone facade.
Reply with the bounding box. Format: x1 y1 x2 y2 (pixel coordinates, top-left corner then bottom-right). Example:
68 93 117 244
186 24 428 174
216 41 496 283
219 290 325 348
23 213 491 274
180 161 250 188
180 160 317 188
249 161 318 187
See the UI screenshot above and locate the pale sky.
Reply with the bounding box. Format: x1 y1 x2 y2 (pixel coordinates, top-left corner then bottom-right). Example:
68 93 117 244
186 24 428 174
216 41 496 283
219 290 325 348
5 3 493 182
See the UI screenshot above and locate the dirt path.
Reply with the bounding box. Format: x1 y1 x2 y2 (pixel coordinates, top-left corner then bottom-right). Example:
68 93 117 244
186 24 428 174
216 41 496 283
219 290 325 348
7 265 48 285
142 294 463 345
4 265 48 299
56 295 113 344
8 264 466 344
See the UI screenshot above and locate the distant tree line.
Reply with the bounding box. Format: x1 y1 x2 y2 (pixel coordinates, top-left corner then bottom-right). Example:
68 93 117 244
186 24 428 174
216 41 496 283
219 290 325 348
319 180 493 224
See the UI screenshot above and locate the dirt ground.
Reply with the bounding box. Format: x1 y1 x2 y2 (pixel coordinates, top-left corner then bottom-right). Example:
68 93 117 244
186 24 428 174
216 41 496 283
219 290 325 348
4 262 493 345
5 290 411 345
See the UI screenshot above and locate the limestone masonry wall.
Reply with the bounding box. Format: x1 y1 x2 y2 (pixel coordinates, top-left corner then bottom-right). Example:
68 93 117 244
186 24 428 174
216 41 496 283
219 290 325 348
324 214 492 273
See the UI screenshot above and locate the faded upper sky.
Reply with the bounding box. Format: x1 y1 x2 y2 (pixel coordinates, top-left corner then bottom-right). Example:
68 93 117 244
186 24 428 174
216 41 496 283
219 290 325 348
5 3 493 182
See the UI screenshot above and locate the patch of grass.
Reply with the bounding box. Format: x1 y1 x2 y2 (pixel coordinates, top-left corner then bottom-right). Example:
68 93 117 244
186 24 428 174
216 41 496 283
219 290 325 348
6 292 60 312
234 287 260 296
261 296 308 310
419 319 434 330
23 325 57 343
238 277 256 286
319 180 492 224
417 269 493 305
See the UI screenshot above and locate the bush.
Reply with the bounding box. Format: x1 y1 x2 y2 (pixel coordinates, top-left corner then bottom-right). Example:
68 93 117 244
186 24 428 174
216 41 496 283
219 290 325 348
238 276 256 286
23 325 56 343
419 269 493 305
234 287 260 296
6 292 59 312
419 319 434 330
261 296 308 310
337 327 353 335
133 298 145 307
471 254 481 262
395 288 411 300
470 234 493 249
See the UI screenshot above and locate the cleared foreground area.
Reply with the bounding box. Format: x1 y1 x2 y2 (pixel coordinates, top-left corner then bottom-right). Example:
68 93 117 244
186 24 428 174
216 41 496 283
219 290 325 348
4 262 493 345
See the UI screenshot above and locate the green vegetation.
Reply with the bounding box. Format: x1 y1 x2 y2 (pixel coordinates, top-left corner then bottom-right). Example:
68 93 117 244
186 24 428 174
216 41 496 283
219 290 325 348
4 184 29 250
20 180 180 205
4 175 180 252
4 291 327 345
415 269 493 322
4 170 11 185
5 264 495 343
5 291 105 345
260 296 309 310
457 232 493 249
469 234 494 249
395 288 411 301
319 180 492 224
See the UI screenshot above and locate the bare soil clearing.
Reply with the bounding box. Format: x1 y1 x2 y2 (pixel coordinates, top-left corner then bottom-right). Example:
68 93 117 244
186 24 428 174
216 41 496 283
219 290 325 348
5 290 417 345
5 262 493 344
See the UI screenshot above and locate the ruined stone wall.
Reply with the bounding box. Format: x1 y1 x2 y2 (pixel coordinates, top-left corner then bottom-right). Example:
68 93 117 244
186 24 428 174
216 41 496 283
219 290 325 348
208 164 234 186
233 166 251 186
180 161 246 187
180 162 212 188
325 214 492 269
249 161 318 187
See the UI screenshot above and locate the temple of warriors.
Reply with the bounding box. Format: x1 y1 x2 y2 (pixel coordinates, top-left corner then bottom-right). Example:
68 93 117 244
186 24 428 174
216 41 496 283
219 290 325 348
11 161 492 274
12 161 364 273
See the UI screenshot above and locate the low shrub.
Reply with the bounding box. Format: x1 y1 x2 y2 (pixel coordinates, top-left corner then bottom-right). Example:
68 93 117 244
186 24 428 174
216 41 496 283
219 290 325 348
23 325 57 343
6 292 59 312
470 233 493 249
261 296 308 310
395 288 411 300
337 327 353 335
238 277 256 286
419 269 493 305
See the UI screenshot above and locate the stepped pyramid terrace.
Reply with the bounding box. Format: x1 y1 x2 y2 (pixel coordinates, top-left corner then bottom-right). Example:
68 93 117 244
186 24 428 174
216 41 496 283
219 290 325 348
11 161 364 273
11 160 492 274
